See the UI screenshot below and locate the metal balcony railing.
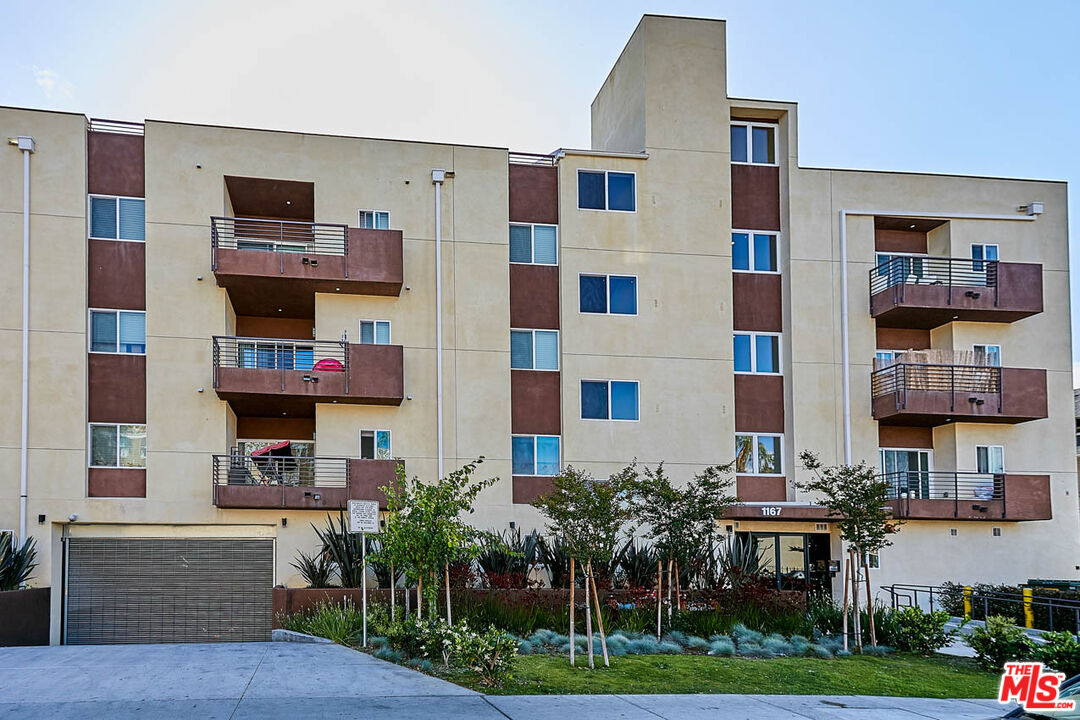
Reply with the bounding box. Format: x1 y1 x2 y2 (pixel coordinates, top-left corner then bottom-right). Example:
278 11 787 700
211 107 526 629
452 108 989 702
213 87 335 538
210 216 349 269
509 151 559 166
212 336 349 393
871 362 1001 406
869 256 999 301
882 470 1007 519
88 118 145 135
212 454 348 491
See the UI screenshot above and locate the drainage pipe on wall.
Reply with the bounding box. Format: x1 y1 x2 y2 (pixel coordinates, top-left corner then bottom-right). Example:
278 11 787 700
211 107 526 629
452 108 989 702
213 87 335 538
431 169 450 479
838 207 1039 466
10 136 35 541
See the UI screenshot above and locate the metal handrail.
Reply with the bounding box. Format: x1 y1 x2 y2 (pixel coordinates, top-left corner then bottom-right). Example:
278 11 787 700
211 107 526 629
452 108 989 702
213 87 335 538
869 256 999 304
210 216 349 270
212 454 350 507
211 336 349 393
882 583 1080 634
880 470 1005 518
871 363 1002 412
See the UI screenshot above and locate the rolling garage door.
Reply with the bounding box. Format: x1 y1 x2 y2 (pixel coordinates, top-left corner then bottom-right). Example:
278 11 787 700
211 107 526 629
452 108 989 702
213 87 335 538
65 537 274 645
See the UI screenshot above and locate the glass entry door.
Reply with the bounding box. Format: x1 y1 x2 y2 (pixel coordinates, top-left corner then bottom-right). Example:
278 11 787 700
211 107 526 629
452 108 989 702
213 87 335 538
880 449 931 499
738 532 833 596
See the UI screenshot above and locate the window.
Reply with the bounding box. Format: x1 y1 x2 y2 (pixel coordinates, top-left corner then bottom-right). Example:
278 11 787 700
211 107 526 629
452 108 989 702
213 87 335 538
360 430 392 460
89 423 146 468
511 329 559 370
358 210 390 230
733 333 780 374
359 320 391 345
581 380 639 421
971 243 999 272
89 196 145 241
577 170 636 211
512 435 560 476
579 274 637 315
509 224 558 265
735 433 783 475
732 231 778 272
730 122 777 165
90 310 146 354
973 344 1001 367
976 445 1004 474
880 448 931 499
875 350 906 365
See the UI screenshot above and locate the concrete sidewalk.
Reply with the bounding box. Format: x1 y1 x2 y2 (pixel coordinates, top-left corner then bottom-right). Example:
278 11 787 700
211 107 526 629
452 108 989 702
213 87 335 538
0 642 1013 719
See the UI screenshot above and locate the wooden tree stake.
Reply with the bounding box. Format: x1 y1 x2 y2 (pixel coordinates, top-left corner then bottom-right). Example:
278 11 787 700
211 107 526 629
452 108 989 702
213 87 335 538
656 559 663 640
569 556 576 667
863 553 877 647
584 557 594 669
417 574 423 621
841 555 849 653
390 563 396 622
445 562 452 624
588 560 609 666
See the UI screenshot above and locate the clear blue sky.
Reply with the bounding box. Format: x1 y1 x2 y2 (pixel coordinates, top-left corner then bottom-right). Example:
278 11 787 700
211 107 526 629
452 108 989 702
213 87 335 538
4 0 1079 382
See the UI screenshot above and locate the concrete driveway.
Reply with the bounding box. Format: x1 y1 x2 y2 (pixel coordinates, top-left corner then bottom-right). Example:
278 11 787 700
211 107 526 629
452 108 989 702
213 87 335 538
0 642 1012 719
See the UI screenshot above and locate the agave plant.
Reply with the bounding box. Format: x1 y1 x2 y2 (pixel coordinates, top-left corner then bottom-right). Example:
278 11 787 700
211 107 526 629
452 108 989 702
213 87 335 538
476 528 541 588
537 534 572 588
716 535 769 592
290 549 336 588
612 538 658 589
312 512 365 587
0 534 37 591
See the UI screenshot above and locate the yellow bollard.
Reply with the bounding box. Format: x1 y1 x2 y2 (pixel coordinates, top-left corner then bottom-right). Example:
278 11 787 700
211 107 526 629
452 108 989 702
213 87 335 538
1023 588 1034 629
963 585 973 619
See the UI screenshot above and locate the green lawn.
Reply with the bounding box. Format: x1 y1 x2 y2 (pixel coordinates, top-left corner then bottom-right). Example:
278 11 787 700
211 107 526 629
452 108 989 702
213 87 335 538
450 653 1000 697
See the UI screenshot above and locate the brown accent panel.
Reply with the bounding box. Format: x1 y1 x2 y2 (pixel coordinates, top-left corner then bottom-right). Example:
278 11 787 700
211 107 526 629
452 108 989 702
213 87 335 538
88 353 146 423
888 477 1050 522
1004 475 1052 521
348 344 404 404
513 476 555 504
877 425 933 449
511 370 561 435
88 132 144 197
225 176 314 221
872 367 1047 426
734 374 784 433
731 164 780 231
236 416 315 440
509 264 559 330
736 476 786 502
509 165 558 224
348 459 401 508
0 587 50 646
874 229 927 254
88 239 145 310
214 484 347 510
732 273 783 332
875 328 930 351
724 504 834 522
88 468 146 498
235 316 315 339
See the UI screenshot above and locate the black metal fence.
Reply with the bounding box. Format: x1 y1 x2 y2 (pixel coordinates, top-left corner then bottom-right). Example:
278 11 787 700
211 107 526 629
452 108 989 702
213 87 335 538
882 583 1080 634
871 363 1001 406
211 336 349 392
212 454 349 489
870 256 999 298
211 216 349 266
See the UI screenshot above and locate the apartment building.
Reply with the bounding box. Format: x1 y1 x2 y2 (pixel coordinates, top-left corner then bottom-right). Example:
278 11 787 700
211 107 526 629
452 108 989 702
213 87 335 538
3 14 1076 645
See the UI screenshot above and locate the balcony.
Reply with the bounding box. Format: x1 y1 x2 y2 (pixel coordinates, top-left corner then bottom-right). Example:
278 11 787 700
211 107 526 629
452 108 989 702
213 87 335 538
869 257 1042 329
882 471 1051 521
212 336 404 416
211 217 403 316
212 454 400 510
871 362 1047 426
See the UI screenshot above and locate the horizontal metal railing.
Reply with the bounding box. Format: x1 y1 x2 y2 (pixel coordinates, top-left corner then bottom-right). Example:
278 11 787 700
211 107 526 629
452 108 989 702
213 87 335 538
212 454 348 491
210 216 349 269
882 583 1080 634
212 336 349 393
869 256 999 300
88 118 145 135
509 151 559 166
882 470 1004 501
871 363 1001 402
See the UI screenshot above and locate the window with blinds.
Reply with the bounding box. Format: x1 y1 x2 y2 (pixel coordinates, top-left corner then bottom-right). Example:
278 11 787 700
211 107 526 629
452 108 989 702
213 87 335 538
511 329 558 370
509 223 558 265
359 320 391 345
89 196 145 241
90 310 145 354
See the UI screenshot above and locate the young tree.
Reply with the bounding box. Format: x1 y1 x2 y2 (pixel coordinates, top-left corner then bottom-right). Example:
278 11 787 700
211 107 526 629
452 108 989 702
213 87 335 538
534 465 637 668
795 450 900 647
376 458 496 622
631 463 738 637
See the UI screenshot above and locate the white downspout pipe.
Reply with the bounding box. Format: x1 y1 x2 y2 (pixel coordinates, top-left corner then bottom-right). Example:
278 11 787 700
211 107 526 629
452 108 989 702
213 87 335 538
838 207 1038 467
432 170 448 479
11 136 35 541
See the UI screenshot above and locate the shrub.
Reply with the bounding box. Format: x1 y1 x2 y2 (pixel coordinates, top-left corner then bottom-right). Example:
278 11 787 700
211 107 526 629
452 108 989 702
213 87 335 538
708 638 735 656
456 625 518 687
279 600 365 645
880 607 956 655
1037 632 1080 677
374 646 404 662
967 615 1037 670
290 549 336 589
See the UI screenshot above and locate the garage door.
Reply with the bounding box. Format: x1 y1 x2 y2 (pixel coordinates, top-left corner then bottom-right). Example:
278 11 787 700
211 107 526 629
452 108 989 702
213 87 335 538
65 537 274 645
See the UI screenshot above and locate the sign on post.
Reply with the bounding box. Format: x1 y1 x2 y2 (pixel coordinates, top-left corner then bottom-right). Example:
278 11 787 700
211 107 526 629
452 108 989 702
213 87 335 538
348 499 380 534
347 499 380 648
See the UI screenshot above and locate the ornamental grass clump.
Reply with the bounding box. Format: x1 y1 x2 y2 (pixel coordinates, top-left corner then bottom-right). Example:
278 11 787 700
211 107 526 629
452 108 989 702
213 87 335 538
657 641 683 654
685 636 711 652
731 623 764 646
811 644 834 659
627 636 662 655
708 638 735 656
762 636 794 656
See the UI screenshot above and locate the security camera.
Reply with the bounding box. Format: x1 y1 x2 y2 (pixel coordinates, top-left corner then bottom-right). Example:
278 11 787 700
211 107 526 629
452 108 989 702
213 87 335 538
68 513 78 522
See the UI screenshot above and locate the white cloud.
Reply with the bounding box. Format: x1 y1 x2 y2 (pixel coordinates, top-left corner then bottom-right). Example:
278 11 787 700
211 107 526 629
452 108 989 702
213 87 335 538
33 66 74 99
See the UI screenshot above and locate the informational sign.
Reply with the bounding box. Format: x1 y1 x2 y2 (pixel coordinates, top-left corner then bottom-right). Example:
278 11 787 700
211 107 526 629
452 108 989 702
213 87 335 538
348 499 380 534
